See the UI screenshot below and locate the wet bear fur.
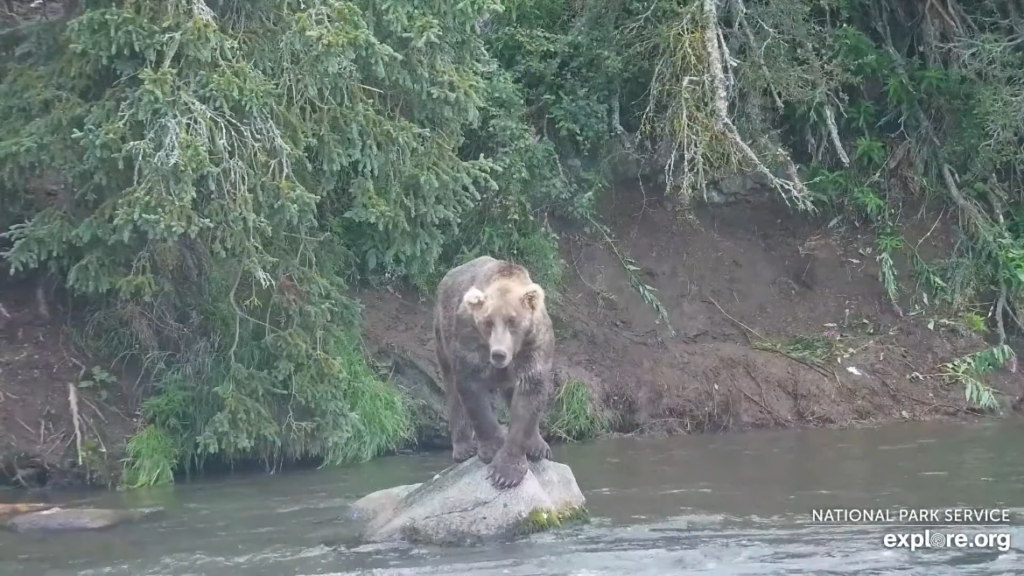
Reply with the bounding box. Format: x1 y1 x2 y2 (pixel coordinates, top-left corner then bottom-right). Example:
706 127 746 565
433 256 555 489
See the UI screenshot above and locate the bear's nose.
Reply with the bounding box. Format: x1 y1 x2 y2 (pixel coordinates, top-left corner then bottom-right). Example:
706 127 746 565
490 350 508 366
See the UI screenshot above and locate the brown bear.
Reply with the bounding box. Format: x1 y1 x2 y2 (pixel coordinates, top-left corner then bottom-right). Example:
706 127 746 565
433 256 555 489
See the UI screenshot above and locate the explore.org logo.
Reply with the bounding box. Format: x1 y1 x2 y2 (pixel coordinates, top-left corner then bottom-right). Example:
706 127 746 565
882 530 1012 552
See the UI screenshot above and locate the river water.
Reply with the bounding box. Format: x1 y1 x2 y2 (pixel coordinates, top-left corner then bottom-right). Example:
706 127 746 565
2 419 1023 575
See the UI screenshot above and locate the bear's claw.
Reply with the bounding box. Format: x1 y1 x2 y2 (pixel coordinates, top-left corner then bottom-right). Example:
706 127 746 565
486 451 528 489
477 436 505 464
452 443 477 462
524 434 552 462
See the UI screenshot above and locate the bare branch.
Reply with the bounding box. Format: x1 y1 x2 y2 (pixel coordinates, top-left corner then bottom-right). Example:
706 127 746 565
701 0 815 210
824 104 850 166
67 383 83 466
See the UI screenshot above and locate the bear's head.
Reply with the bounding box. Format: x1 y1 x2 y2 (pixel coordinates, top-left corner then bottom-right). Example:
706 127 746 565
461 279 546 369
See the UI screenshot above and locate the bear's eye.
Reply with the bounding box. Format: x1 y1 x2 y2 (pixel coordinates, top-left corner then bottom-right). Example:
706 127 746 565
505 316 518 328
481 319 494 332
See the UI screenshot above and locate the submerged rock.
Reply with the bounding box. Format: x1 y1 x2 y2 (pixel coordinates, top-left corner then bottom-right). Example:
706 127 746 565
4 506 163 532
314 484 426 549
348 483 422 522
356 458 587 546
0 503 53 519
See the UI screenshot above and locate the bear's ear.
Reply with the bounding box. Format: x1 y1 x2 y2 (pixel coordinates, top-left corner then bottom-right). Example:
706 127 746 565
521 283 545 312
462 286 487 311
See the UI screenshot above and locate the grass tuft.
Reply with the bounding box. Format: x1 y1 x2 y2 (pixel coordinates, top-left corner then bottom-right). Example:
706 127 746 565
544 378 612 442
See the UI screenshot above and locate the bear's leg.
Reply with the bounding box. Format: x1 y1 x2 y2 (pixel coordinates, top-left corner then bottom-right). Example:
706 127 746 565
448 391 477 462
455 368 505 465
438 335 477 462
503 387 550 462
487 385 549 488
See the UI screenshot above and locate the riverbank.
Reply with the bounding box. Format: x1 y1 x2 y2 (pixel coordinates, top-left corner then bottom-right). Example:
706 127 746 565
1 180 1020 490
359 180 1022 443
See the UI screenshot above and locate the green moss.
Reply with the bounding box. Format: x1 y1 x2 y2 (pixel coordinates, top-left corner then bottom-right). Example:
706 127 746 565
516 504 589 536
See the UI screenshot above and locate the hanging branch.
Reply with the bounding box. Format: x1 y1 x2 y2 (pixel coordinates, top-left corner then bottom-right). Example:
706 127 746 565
68 383 83 466
823 104 850 167
700 0 815 211
731 0 783 111
870 0 1024 343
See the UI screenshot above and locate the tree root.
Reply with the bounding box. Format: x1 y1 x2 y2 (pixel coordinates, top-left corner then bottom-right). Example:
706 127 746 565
67 383 83 466
700 0 814 211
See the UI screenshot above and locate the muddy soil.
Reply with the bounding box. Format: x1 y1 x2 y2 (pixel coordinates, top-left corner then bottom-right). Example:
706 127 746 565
1 181 1020 489
360 182 1022 439
0 275 137 489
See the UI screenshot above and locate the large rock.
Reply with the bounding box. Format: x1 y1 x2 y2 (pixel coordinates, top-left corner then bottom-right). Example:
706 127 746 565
355 458 587 546
4 507 163 532
348 483 421 522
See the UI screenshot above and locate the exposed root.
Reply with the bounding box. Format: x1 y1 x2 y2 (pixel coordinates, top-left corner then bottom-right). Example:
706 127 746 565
67 382 83 466
35 284 49 319
823 105 850 167
706 295 761 344
871 8 1024 345
700 0 814 211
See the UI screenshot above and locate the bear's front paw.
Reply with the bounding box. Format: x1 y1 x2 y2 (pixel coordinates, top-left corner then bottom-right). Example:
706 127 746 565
524 433 552 462
452 442 477 463
486 450 528 489
476 436 505 464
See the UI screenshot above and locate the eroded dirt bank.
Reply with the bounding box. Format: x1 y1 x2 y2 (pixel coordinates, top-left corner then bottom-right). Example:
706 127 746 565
0 275 137 489
1 181 1021 489
361 182 1022 440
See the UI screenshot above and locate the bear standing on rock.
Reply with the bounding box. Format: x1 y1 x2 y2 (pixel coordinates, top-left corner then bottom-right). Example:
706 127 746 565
433 256 555 489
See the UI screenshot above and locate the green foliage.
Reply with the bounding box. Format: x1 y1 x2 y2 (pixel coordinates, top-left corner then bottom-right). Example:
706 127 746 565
755 333 842 367
327 334 414 464
76 365 118 401
543 378 611 442
122 425 178 489
593 0 1024 388
0 0 586 485
487 0 632 155
426 64 580 296
5 0 1023 484
962 312 988 336
776 4 1024 340
754 314 887 368
940 345 1017 412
